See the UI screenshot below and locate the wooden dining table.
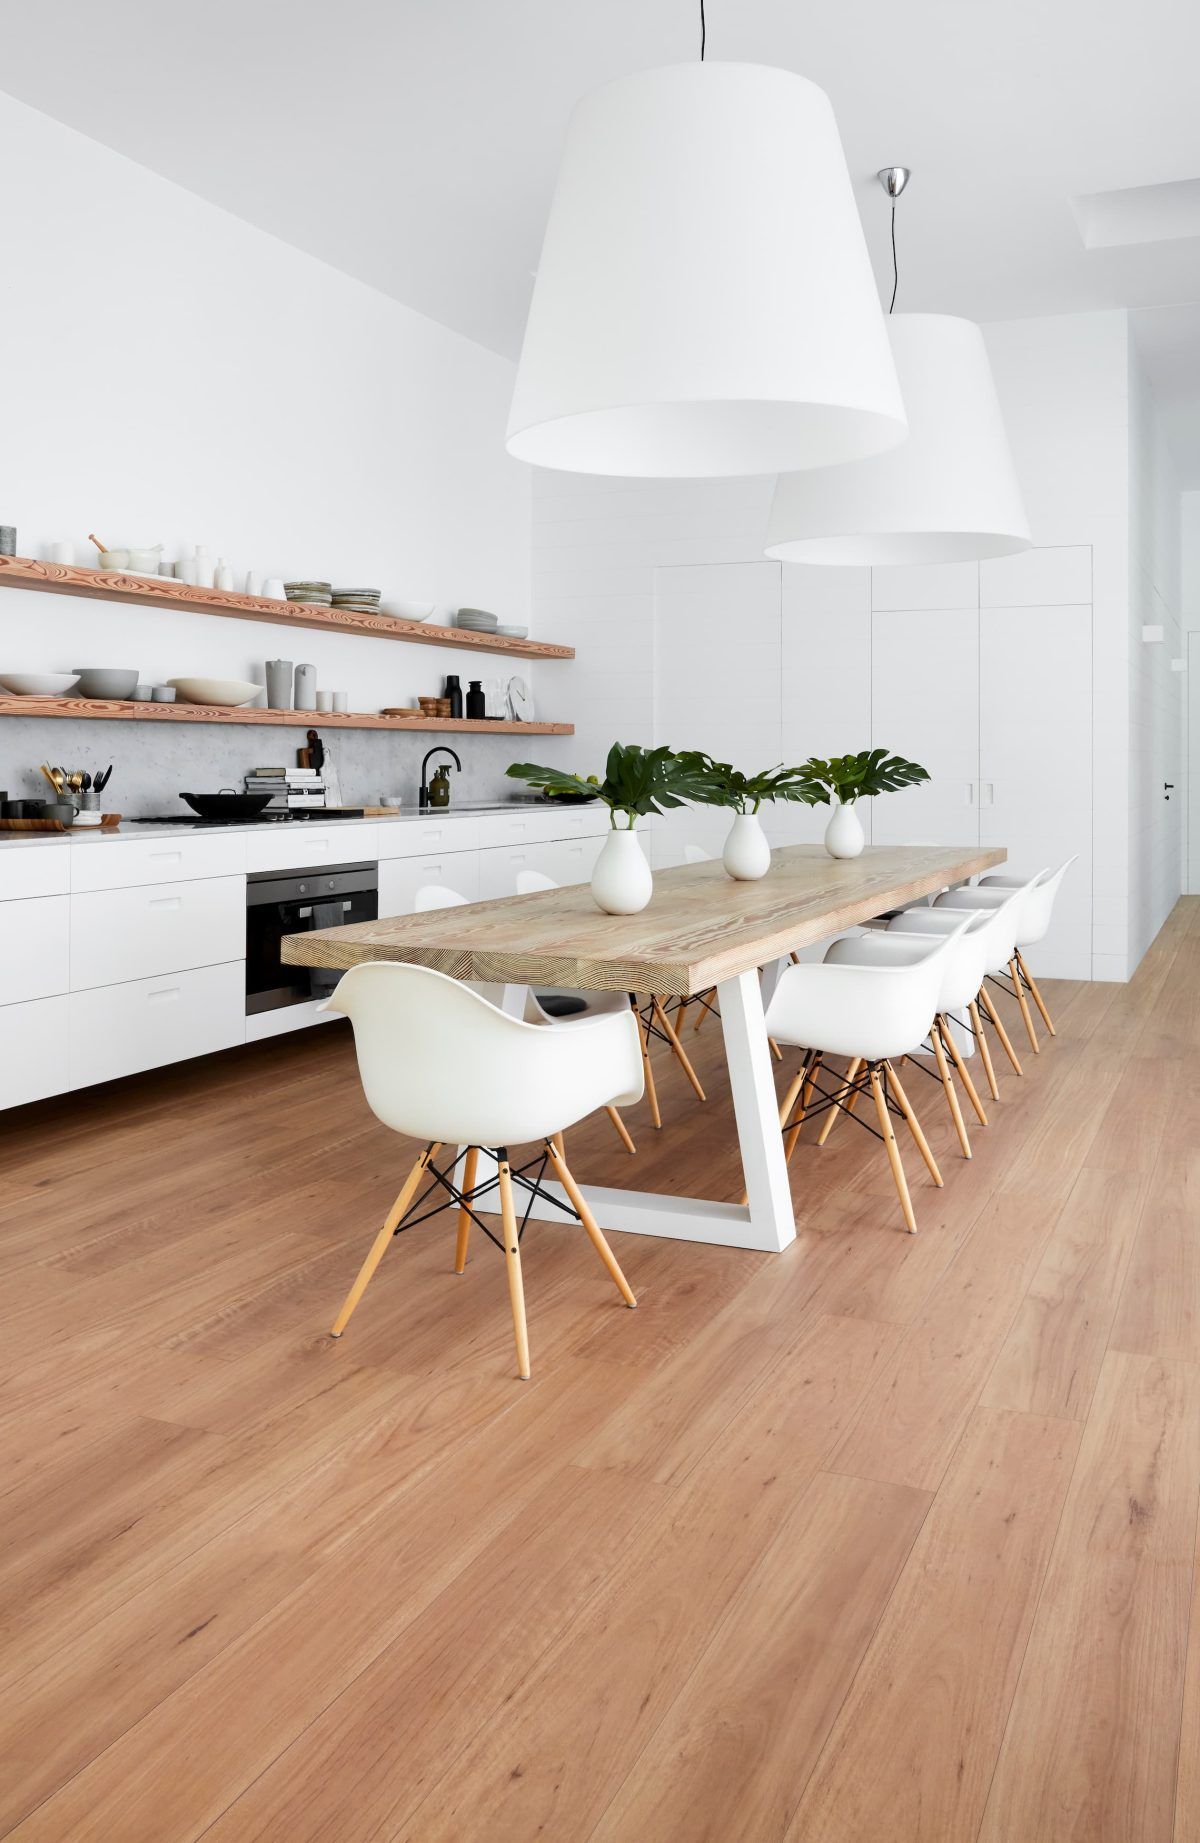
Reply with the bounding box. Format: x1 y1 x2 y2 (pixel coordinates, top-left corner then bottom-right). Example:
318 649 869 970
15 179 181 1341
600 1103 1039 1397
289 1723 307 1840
283 841 1005 1252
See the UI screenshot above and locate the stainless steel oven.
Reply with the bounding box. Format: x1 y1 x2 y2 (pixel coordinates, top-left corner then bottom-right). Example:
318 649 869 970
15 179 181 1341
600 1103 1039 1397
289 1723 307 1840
246 861 378 1016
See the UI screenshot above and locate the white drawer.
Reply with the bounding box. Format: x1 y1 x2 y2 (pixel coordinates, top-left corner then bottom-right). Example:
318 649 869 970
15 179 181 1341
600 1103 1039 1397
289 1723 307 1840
244 823 380 874
70 876 245 990
547 834 605 887
475 810 566 849
70 961 245 1091
0 844 70 901
378 852 481 917
0 895 70 1003
71 831 246 893
477 840 561 900
0 995 69 1108
375 816 479 861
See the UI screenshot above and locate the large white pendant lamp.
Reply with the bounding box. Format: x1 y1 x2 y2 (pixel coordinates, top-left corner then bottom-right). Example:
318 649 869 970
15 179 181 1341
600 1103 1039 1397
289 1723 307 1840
507 58 907 478
765 175 1031 564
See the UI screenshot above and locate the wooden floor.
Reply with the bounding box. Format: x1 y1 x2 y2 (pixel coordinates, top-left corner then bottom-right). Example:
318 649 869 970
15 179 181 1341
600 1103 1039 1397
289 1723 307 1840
2 902 1200 1840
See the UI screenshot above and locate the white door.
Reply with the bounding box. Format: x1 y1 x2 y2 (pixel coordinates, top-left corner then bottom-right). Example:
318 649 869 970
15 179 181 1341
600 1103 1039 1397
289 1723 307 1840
1188 629 1200 895
871 606 980 846
979 603 1092 979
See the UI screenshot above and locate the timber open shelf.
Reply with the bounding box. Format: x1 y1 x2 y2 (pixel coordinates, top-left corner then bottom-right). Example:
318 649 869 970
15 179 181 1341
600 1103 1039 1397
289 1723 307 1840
0 556 573 661
0 696 571 734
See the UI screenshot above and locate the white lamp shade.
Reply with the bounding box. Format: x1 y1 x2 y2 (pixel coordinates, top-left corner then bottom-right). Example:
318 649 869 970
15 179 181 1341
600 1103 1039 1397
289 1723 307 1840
507 63 907 479
764 313 1031 565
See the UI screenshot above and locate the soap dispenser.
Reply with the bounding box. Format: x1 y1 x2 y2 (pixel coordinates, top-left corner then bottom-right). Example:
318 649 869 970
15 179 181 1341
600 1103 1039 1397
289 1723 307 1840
428 764 452 808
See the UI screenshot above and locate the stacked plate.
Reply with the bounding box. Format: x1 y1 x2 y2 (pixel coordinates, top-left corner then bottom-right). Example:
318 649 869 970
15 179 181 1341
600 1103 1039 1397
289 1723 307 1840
455 607 498 632
332 587 382 612
284 580 332 606
496 624 529 639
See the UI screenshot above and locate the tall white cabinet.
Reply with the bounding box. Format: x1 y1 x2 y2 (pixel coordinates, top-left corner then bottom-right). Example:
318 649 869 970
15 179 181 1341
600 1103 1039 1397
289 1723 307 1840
644 547 1094 980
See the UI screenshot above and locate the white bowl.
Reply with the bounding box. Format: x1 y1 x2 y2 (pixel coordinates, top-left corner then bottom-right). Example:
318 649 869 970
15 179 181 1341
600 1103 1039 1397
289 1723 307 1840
0 671 80 697
385 600 435 622
166 677 263 707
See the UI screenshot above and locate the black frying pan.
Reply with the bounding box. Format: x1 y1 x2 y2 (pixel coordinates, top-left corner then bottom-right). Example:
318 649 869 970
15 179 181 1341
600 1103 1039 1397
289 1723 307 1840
180 789 273 820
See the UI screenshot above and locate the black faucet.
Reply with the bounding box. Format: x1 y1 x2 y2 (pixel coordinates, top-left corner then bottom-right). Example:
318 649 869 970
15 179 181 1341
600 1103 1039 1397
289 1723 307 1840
419 746 462 810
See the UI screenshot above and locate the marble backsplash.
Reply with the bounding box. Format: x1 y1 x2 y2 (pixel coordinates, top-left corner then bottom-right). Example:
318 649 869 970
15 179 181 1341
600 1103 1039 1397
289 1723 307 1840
0 717 573 816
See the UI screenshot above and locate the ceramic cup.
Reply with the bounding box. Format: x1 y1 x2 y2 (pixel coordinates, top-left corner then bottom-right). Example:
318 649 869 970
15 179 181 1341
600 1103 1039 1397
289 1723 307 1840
151 686 176 703
131 684 153 701
262 578 286 600
332 692 348 713
0 527 15 557
245 571 263 597
316 691 333 713
50 541 73 565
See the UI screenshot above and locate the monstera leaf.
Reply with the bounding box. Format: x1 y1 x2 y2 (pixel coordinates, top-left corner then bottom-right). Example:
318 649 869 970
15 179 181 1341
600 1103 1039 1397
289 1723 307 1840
800 749 930 806
673 752 826 815
507 743 708 827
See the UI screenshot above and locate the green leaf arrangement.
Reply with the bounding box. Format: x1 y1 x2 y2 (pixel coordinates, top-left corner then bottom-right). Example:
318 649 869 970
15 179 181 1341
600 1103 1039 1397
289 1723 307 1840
672 751 826 816
506 742 710 828
799 748 930 806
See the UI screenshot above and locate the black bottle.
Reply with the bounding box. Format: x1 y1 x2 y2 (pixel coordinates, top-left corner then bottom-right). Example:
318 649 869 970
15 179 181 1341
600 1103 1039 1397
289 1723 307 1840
465 679 485 719
443 674 463 719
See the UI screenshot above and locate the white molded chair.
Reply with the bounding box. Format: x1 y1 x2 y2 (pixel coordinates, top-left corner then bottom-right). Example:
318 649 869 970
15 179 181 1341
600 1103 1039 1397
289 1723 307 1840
890 879 1041 1096
322 963 643 1378
764 918 971 1232
931 869 1048 1060
975 857 1078 1038
419 880 637 1156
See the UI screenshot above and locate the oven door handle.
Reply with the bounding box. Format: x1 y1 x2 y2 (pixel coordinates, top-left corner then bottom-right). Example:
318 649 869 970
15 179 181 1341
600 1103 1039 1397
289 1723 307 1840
296 900 354 919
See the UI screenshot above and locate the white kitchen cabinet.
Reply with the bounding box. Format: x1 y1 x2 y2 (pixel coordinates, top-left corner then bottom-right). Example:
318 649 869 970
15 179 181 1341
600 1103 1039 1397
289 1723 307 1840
980 604 1092 977
0 995 69 1109
0 844 71 901
243 823 380 875
70 961 245 1091
547 833 606 887
477 840 564 899
70 831 245 893
871 606 981 846
70 875 245 991
378 850 480 917
0 895 70 1004
376 815 480 859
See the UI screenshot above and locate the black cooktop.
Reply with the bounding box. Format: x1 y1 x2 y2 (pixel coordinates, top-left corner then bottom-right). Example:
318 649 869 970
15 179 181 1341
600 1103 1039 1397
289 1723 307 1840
137 809 366 827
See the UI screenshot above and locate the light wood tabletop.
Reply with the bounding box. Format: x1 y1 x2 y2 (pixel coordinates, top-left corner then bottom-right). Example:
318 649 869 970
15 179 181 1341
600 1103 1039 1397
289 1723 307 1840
282 842 1006 996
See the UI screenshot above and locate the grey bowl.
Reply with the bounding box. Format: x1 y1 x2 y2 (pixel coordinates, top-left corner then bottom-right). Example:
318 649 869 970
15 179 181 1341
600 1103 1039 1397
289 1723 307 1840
72 669 140 700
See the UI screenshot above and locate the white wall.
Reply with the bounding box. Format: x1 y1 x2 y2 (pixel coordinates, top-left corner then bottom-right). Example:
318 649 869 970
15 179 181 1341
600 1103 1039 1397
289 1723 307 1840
1127 330 1183 948
533 307 1169 982
0 93 533 809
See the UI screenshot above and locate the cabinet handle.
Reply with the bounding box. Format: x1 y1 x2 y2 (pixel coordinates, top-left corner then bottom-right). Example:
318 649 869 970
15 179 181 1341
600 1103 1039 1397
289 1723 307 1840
965 783 975 805
981 783 994 807
147 986 180 1003
149 896 182 911
150 850 182 863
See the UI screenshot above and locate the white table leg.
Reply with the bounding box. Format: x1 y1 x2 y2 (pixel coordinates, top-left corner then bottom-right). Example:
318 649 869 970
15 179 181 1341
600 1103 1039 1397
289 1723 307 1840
476 969 797 1254
717 967 798 1252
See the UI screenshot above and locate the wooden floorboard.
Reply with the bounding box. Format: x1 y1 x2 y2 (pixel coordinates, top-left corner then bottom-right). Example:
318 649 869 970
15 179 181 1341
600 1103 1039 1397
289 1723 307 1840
0 906 1197 1839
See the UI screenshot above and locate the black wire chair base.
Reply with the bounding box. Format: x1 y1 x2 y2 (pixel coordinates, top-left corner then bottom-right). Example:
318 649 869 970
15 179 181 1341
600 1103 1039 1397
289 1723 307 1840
391 1143 580 1254
781 1057 907 1147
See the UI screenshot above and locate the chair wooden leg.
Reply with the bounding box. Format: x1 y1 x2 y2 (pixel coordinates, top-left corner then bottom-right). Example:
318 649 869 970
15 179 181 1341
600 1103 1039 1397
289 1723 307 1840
929 1023 971 1159
691 989 716 1034
632 996 662 1128
885 1061 943 1187
868 1066 917 1233
652 996 707 1102
547 1139 637 1308
1009 957 1040 1054
675 997 691 1033
968 999 1001 1100
816 1056 862 1146
497 1155 531 1380
605 1105 636 1156
769 1036 783 1062
784 1052 822 1161
454 1144 478 1274
980 986 1023 1076
1017 951 1057 1036
332 1141 441 1336
939 1014 988 1126
552 1130 566 1159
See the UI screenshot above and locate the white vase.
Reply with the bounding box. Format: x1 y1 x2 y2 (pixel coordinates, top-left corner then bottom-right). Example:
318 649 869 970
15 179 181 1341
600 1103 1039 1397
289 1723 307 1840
723 812 771 880
824 800 865 859
591 827 652 914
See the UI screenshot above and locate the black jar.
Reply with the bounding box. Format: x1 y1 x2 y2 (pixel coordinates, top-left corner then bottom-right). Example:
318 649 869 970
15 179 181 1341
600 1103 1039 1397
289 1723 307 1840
443 674 463 719
465 679 485 719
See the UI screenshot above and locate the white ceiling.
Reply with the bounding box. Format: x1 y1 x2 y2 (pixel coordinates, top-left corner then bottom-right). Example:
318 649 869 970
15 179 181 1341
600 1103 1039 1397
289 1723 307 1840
3 0 1200 451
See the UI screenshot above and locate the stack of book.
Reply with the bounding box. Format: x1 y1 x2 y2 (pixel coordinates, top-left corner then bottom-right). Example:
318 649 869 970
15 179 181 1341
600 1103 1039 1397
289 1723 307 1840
245 766 327 811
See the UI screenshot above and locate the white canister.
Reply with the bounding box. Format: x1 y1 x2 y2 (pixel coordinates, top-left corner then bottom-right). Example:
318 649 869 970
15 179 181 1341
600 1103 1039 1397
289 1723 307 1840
192 545 215 589
316 690 333 713
294 663 317 711
332 691 348 713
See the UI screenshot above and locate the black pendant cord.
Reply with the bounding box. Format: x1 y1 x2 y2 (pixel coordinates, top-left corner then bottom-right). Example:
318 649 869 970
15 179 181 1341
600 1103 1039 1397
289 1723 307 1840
700 0 706 60
889 204 898 313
